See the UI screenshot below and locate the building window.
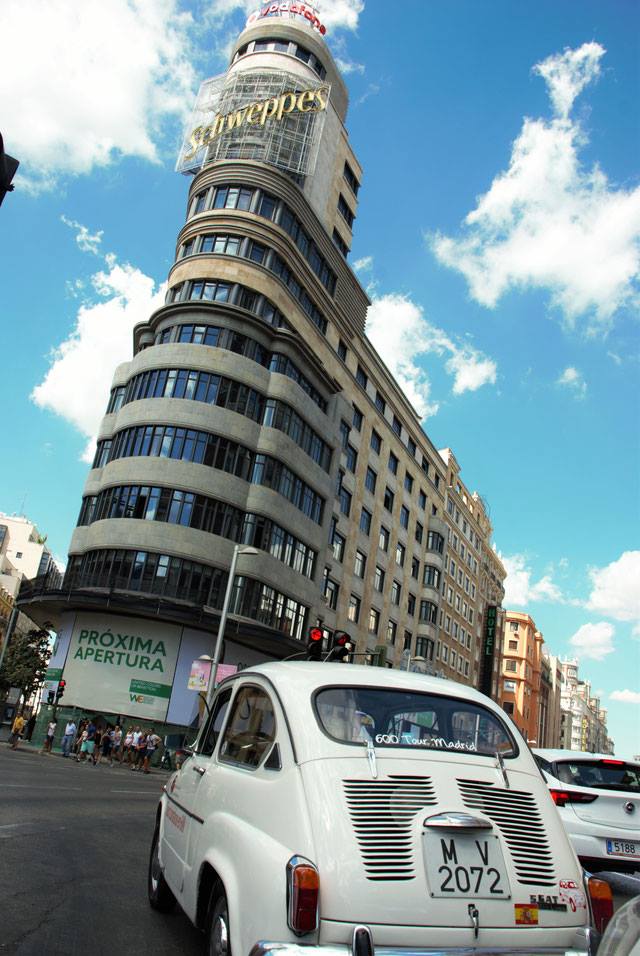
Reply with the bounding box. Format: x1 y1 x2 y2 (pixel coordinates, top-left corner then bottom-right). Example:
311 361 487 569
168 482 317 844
379 526 390 552
388 451 399 475
407 593 416 616
360 508 372 535
343 161 360 196
407 437 416 457
427 531 445 554
411 556 420 580
419 600 437 624
345 443 358 473
338 193 355 228
368 608 380 635
374 566 385 592
323 572 339 610
508 639 518 650
404 472 414 493
375 390 386 414
421 456 429 476
510 621 519 631
354 550 367 579
332 228 350 257
348 594 361 623
338 339 348 361
356 364 368 389
370 430 381 454
384 487 395 512
338 484 351 517
331 529 345 562
395 542 405 567
365 467 377 493
339 419 350 449
400 505 410 529
387 619 397 645
503 701 515 716
391 580 401 605
505 659 518 672
415 521 423 544
404 630 413 651
392 414 402 437
423 564 441 589
352 405 363 431
415 636 434 660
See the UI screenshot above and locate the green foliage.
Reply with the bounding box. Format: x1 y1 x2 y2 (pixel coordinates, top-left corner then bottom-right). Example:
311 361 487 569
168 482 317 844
0 628 51 705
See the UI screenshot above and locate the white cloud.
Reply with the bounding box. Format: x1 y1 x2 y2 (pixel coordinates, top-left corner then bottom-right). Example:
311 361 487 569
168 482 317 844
501 553 563 607
31 256 165 462
569 621 615 660
365 293 497 418
557 366 587 399
429 42 640 332
586 551 640 631
1 0 196 192
353 255 373 273
61 216 104 256
610 689 640 705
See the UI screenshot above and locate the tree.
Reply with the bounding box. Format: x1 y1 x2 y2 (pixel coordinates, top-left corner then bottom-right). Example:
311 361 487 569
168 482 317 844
0 628 51 711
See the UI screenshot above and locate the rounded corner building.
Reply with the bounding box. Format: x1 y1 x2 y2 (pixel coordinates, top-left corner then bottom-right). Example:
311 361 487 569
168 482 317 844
21 4 506 734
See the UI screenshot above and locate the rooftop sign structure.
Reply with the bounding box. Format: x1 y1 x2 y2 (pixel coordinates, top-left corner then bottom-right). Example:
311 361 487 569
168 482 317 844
246 2 327 35
177 70 330 177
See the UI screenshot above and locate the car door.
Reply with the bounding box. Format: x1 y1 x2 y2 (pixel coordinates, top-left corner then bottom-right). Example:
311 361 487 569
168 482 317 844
162 686 233 896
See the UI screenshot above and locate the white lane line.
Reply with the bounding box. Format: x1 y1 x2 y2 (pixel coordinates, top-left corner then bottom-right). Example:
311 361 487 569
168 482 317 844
110 789 158 794
1 784 83 791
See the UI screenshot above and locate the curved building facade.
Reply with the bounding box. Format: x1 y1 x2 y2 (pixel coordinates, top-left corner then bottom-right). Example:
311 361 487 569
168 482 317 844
21 8 504 730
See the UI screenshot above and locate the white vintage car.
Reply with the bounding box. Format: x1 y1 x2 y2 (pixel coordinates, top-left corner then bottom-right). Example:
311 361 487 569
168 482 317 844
148 662 606 955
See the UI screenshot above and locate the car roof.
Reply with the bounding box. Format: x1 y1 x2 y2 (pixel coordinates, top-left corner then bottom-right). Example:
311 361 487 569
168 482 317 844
533 748 638 766
233 660 495 703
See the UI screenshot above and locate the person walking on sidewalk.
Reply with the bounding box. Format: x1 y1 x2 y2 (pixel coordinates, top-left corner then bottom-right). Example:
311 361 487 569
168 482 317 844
8 713 25 750
41 719 57 754
61 719 77 757
142 728 161 774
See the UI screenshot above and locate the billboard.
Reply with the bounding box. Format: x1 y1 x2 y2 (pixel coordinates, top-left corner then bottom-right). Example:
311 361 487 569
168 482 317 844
246 3 327 34
177 69 330 177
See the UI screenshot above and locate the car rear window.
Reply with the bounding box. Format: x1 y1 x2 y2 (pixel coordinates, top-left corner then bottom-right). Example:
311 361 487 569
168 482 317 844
555 760 640 792
314 687 516 756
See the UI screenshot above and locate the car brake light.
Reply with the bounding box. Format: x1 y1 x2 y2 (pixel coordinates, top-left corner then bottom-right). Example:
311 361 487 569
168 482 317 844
600 758 624 766
286 856 319 935
550 789 598 807
587 876 613 934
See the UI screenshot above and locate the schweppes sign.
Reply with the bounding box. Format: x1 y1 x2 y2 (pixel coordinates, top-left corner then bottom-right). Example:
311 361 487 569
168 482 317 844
183 85 329 163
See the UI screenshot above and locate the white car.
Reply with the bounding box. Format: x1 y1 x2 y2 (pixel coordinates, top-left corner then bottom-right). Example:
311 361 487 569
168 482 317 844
533 749 640 875
149 662 605 955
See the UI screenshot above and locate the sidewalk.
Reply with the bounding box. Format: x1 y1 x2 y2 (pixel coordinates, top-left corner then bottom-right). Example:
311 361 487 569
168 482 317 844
4 739 171 773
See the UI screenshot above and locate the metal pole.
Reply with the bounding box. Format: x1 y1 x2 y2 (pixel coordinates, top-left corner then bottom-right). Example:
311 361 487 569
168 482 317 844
206 543 240 709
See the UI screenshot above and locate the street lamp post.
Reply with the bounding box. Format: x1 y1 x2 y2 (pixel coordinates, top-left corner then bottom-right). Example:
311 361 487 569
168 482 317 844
206 544 258 708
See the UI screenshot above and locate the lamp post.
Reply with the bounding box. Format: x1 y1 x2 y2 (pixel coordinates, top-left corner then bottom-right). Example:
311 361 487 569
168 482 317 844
206 544 259 707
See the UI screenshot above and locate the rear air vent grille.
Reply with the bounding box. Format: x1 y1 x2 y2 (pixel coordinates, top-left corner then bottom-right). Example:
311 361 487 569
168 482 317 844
344 775 437 881
458 779 556 886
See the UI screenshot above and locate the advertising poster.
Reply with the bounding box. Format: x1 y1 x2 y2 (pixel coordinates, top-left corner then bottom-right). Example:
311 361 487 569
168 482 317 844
62 612 181 722
187 659 212 692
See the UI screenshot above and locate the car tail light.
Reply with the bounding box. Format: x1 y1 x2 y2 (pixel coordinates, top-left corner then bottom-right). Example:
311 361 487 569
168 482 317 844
600 758 624 766
286 856 319 935
550 789 598 807
587 876 613 934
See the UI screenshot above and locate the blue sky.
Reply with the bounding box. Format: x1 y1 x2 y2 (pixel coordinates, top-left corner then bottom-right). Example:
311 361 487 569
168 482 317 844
1 0 638 756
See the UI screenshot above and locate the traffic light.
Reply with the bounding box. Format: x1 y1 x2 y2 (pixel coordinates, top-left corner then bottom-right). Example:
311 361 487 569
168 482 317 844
306 626 324 661
0 134 19 208
329 631 355 662
47 691 55 705
56 679 66 702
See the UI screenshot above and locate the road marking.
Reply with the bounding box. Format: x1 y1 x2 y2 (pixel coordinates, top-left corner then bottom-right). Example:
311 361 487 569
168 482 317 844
0 823 68 838
110 789 158 794
1 784 83 791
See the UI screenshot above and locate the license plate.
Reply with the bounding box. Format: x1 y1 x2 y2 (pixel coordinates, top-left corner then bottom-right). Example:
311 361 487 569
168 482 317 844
606 839 639 858
424 831 510 899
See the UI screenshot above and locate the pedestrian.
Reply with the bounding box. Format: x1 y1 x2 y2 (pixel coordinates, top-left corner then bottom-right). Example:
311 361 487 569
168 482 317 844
131 729 148 771
25 714 37 741
61 718 77 757
121 727 134 765
93 727 103 765
78 720 96 764
40 718 57 754
142 728 161 774
112 725 123 764
98 725 114 766
8 713 25 750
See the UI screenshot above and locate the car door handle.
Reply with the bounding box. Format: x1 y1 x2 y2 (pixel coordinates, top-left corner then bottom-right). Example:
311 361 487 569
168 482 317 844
423 812 493 829
191 764 206 776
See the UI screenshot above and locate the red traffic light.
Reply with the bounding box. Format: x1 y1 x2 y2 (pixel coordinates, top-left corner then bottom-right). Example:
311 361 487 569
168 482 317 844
56 679 66 700
330 631 354 661
307 626 325 660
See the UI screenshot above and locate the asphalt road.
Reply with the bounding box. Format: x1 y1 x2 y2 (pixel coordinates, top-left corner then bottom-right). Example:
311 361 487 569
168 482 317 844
0 746 203 956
